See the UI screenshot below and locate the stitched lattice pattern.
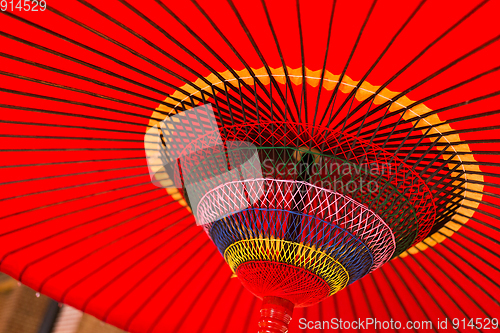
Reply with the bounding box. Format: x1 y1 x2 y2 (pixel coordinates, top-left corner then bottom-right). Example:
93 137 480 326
208 208 373 282
177 121 435 247
163 120 438 305
224 238 349 295
185 144 420 254
236 261 331 308
200 179 395 270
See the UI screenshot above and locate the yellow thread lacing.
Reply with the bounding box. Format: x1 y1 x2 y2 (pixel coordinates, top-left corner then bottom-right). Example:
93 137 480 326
224 238 349 295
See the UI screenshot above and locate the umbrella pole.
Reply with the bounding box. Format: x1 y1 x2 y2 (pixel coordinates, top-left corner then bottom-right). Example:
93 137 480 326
257 296 295 333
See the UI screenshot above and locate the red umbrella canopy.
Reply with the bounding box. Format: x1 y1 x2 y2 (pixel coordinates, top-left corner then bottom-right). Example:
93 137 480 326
1 0 499 332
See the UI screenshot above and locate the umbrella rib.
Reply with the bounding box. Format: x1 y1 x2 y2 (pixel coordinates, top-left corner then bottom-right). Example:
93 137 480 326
319 0 378 128
0 165 147 187
0 87 167 122
357 280 379 333
0 52 176 109
123 249 218 330
346 287 374 333
114 0 244 88
225 0 288 122
191 274 234 333
397 259 460 330
154 0 280 120
20 200 189 282
377 268 418 333
0 148 144 151
387 261 439 333
0 178 161 236
146 258 225 333
405 158 500 168
330 0 427 131
405 254 471 322
356 89 500 140
188 0 284 118
2 11 201 103
76 0 259 119
42 215 197 294
0 171 150 203
79 226 203 312
452 192 500 211
416 248 493 318
355 31 500 130
0 26 249 123
102 239 212 321
311 0 337 134
425 237 500 301
220 286 246 333
45 2 213 101
383 141 500 148
0 118 153 137
346 65 500 137
0 30 179 103
259 0 301 117
437 227 500 275
0 156 143 169
444 208 500 237
340 0 489 130
242 296 259 333
0 103 150 130
295 0 308 126
0 133 147 143
367 272 398 328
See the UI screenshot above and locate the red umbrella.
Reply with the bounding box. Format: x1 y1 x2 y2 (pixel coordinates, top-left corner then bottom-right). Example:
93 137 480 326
0 0 499 332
